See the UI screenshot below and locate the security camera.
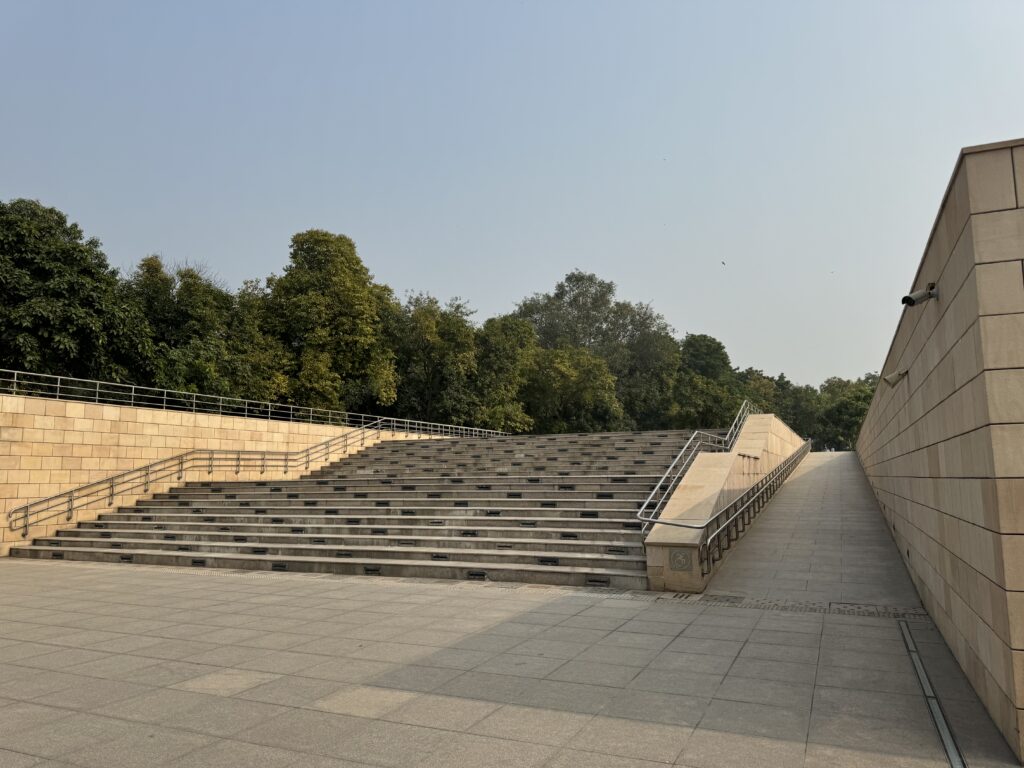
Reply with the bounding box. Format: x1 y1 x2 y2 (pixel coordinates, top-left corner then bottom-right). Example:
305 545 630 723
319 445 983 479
902 283 938 306
882 370 908 387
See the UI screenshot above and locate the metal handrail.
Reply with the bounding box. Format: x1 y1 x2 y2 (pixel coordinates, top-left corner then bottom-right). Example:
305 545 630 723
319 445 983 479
647 439 811 575
0 369 505 438
6 419 393 539
636 400 759 534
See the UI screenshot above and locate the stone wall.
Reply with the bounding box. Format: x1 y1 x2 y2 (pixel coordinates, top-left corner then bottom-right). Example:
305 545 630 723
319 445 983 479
0 394 428 554
856 138 1024 758
646 413 805 592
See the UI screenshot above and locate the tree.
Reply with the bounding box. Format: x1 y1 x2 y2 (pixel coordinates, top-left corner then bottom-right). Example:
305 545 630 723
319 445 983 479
516 271 680 429
266 230 397 410
221 280 291 402
771 374 820 438
1 201 881 444
126 256 235 394
814 373 877 449
516 270 617 348
0 199 154 381
521 347 624 433
679 333 733 381
387 294 478 424
670 371 739 429
471 315 538 433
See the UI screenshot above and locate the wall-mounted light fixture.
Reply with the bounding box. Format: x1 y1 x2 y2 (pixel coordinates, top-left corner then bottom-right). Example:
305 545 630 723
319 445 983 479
882 370 909 387
902 283 938 306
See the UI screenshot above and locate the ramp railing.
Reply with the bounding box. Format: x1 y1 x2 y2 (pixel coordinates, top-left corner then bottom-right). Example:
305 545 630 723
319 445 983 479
636 400 759 534
643 438 810 575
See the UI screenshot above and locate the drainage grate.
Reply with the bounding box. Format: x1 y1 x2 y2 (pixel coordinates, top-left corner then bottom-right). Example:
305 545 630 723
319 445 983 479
691 593 931 619
899 620 966 768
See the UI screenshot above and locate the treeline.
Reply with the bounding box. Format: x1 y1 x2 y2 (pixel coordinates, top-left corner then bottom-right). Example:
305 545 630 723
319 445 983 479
0 199 876 448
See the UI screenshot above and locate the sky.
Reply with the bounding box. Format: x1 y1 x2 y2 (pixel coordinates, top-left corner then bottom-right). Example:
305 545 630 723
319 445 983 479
3 1 1023 385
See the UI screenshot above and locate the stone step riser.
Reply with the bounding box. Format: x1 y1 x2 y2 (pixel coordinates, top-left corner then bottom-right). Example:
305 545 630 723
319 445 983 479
10 546 649 590
138 498 641 511
111 507 642 523
81 519 642 534
182 477 660 487
37 537 645 567
142 493 647 505
313 450 683 461
53 531 645 553
165 482 656 495
308 458 676 470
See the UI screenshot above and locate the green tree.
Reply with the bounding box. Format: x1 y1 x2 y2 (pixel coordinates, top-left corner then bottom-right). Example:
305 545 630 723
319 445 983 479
221 280 291 402
516 271 679 429
267 230 397 410
0 199 154 381
679 333 733 380
387 294 478 424
521 347 624 433
126 256 235 394
815 373 877 449
471 315 538 433
771 374 821 438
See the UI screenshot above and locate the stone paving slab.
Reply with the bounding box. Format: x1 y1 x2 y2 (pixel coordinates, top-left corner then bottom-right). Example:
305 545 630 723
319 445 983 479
0 453 1018 768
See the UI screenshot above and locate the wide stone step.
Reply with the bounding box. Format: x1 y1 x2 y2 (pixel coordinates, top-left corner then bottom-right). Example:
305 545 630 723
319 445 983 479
179 474 662 490
335 450 682 462
149 489 650 504
167 482 656 496
55 529 645 553
34 536 645 570
81 518 643 535
309 456 679 468
10 546 649 590
139 497 641 511
114 505 642 522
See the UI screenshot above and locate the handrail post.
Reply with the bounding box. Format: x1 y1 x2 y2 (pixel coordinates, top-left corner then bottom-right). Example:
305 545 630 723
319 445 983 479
108 479 114 506
66 492 74 522
56 376 62 400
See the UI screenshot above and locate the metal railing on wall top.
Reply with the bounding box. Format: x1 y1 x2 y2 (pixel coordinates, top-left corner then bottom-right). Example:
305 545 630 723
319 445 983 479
0 369 504 438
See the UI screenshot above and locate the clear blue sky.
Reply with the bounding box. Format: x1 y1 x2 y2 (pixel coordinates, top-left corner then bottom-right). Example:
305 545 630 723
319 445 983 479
3 1 1023 384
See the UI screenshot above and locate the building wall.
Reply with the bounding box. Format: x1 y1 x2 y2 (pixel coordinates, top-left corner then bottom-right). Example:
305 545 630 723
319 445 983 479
0 394 428 554
856 139 1024 757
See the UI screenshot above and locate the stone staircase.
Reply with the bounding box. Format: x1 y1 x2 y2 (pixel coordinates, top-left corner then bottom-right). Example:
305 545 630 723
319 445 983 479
11 430 708 589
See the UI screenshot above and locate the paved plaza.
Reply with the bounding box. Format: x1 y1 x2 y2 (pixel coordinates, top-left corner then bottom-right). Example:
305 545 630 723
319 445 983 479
0 454 1017 767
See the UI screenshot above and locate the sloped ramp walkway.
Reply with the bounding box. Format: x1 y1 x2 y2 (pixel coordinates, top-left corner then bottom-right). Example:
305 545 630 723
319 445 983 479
703 451 1016 766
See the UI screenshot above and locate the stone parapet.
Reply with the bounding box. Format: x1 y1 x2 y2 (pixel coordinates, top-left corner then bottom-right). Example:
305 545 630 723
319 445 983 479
0 394 427 554
645 413 804 592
